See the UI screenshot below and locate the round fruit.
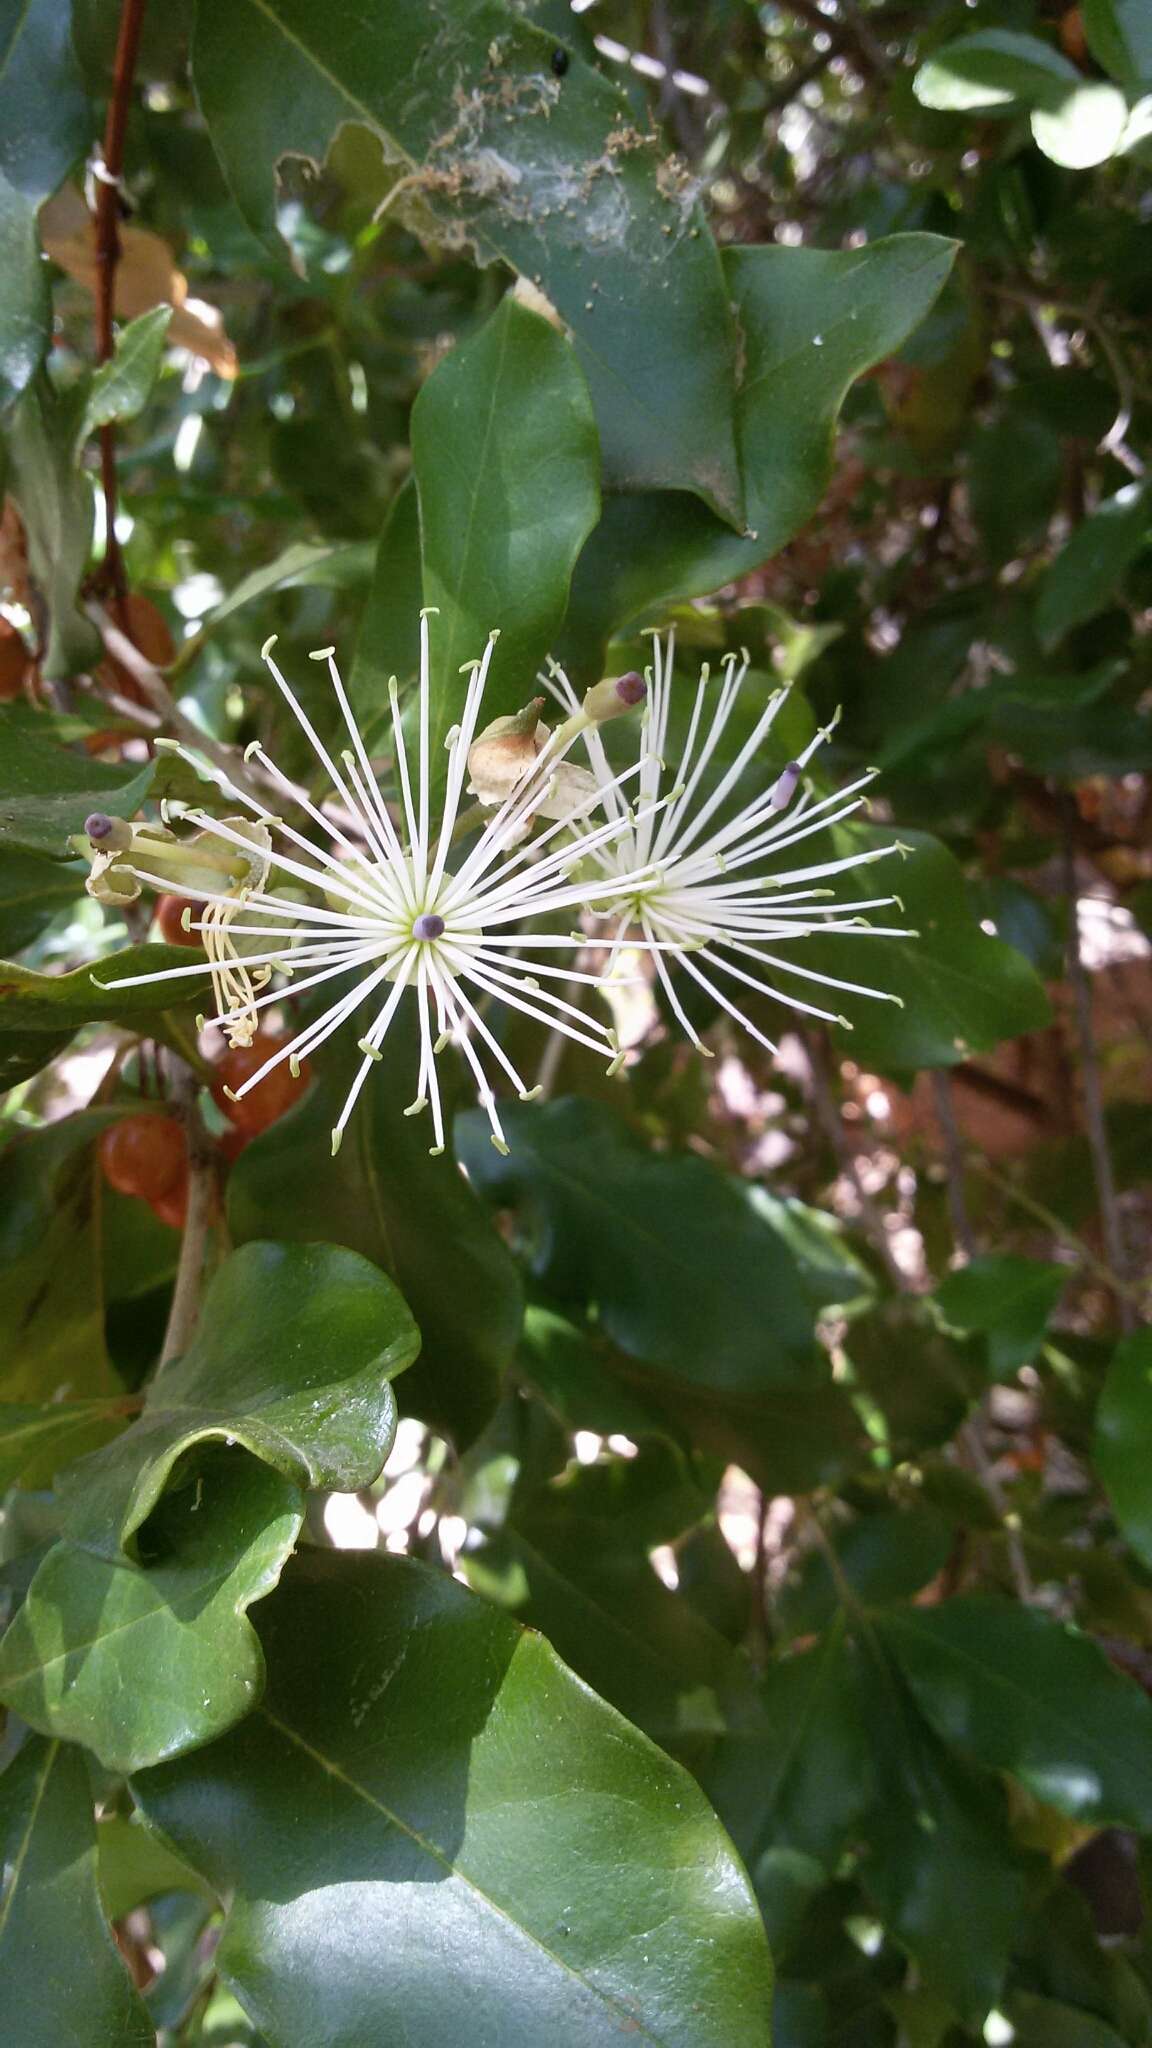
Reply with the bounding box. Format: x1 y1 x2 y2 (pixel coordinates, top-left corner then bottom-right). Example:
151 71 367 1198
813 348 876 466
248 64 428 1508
0 619 29 701
211 1035 311 1137
155 894 204 947
99 1114 187 1202
151 1170 189 1230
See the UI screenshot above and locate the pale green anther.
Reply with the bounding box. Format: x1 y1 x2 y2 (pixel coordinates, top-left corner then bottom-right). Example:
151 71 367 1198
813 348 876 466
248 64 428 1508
357 1039 383 1061
403 1095 427 1118
330 1128 343 1157
434 1031 451 1055
490 1134 510 1155
519 1085 543 1102
289 1056 301 1078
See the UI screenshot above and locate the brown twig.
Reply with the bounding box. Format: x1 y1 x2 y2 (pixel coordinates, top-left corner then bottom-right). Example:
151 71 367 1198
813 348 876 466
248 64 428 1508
85 599 271 806
930 1069 976 1260
85 599 372 838
92 0 148 624
1061 821 1138 1336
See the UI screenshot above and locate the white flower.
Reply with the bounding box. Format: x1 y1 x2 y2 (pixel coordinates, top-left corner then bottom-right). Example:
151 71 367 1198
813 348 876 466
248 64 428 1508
547 632 912 1058
97 613 657 1156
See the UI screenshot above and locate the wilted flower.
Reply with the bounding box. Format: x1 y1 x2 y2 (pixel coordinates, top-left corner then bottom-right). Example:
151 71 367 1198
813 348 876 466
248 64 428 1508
547 633 912 1056
95 614 652 1155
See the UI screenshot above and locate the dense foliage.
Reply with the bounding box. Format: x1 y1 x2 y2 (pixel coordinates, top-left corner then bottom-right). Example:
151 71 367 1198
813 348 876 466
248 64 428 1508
1 2 1151 2043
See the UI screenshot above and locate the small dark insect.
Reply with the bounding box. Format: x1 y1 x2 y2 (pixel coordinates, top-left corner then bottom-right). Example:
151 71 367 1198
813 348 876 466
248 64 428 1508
551 47 570 77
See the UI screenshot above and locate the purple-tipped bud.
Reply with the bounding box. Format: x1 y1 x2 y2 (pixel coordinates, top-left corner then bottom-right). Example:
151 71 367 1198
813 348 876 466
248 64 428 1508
85 812 115 841
614 670 646 707
769 762 801 813
582 671 648 724
414 912 446 941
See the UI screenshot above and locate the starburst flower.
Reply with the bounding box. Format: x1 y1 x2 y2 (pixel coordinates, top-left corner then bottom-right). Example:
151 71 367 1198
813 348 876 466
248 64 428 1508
96 614 656 1156
546 633 913 1057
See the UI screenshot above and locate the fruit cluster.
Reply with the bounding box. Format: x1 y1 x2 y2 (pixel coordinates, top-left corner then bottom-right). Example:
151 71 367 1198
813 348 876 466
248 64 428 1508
98 1026 311 1229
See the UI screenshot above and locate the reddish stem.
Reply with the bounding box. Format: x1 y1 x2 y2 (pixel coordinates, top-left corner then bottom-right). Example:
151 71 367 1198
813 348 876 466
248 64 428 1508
93 0 148 625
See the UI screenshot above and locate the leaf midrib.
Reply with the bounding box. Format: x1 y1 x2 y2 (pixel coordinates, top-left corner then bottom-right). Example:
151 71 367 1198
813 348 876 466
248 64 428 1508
0 1737 55 1946
256 1704 671 2044
884 1612 1149 1802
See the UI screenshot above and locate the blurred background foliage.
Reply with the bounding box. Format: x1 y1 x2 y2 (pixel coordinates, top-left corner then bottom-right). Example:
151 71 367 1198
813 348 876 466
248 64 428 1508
2 1 1152 2044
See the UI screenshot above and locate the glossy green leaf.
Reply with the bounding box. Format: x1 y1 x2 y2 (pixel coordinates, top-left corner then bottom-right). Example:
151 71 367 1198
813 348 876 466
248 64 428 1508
0 1397 130 1492
845 1299 982 1455
1083 0 1152 84
523 1307 862 1499
0 942 213 1089
60 1239 417 1551
880 1598 1152 1828
460 1095 852 1391
913 30 1080 113
704 1621 874 1873
350 475 421 716
1035 479 1152 645
560 234 956 675
0 1241 416 1771
0 0 90 200
777 1506 954 1640
461 1096 870 1488
517 1303 671 1443
805 825 1051 1070
204 537 374 637
0 849 85 955
1008 1992 1129 2048
0 170 49 413
0 708 154 857
934 1255 1065 1380
1095 1329 1152 1569
854 1646 1029 2025
482 1451 747 1743
0 1111 117 1403
78 306 173 444
1031 82 1130 167
228 1011 521 1448
0 1736 153 2047
5 372 99 677
408 296 600 751
0 1450 303 1775
97 1810 214 1919
1 942 211 1031
191 0 744 521
135 1548 774 2046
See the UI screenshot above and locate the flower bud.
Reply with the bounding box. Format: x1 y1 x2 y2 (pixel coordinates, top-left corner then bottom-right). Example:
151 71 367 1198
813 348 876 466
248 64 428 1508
85 812 133 851
466 699 548 806
581 671 647 724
